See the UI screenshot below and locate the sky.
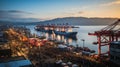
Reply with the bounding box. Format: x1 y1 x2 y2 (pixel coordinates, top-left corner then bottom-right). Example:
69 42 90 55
0 0 120 22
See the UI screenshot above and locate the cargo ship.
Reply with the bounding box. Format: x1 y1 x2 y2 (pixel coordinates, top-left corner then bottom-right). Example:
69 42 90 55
35 24 78 37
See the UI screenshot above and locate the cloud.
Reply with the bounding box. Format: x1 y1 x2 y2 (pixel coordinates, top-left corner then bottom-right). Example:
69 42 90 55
60 11 85 18
0 10 32 18
0 10 32 14
7 10 32 14
101 0 120 6
78 11 84 14
0 10 40 22
63 11 84 15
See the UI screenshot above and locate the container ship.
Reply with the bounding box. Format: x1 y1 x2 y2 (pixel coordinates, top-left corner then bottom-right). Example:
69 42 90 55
35 23 78 37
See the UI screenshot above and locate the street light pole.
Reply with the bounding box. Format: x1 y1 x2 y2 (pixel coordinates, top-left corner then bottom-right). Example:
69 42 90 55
81 39 85 51
37 41 41 67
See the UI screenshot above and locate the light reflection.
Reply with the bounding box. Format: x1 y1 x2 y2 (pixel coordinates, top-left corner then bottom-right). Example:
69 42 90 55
64 39 67 44
61 36 64 41
45 33 49 38
68 38 72 43
36 27 77 44
57 35 61 41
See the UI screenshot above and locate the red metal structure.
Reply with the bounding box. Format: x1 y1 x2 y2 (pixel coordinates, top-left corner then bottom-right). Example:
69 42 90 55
88 19 120 57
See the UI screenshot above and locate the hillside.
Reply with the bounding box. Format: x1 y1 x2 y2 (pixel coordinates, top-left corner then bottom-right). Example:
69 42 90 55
0 17 119 25
40 17 118 25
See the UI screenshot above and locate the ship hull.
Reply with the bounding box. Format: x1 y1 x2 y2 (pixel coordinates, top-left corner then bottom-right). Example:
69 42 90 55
54 31 77 37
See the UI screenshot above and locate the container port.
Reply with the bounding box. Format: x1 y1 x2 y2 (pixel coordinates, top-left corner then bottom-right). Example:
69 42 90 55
0 0 120 67
0 19 120 67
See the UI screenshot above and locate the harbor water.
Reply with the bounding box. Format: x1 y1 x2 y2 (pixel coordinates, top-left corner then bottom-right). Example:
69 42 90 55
27 25 108 54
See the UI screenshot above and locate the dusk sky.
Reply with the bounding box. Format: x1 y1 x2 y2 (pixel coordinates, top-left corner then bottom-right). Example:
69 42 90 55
0 0 120 21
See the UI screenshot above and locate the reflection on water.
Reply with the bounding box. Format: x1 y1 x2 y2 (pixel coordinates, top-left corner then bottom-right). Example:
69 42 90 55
44 32 77 44
27 25 108 53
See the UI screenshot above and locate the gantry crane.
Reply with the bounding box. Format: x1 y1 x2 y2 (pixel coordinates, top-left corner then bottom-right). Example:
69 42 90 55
88 19 120 57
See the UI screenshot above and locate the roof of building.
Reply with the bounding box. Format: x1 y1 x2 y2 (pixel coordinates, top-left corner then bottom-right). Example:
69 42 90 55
0 60 32 67
110 41 120 45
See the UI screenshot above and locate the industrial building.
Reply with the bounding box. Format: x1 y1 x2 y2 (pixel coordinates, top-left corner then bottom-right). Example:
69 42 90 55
110 41 120 65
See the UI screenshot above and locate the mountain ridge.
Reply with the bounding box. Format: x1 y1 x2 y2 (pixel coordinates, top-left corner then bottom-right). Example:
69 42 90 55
0 17 119 25
39 17 118 25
